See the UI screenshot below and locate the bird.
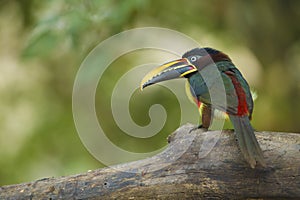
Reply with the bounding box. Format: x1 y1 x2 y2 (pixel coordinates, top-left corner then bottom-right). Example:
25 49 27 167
140 47 266 168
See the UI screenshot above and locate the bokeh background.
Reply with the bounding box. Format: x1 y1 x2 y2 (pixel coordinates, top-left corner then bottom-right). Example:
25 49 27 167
1 0 299 185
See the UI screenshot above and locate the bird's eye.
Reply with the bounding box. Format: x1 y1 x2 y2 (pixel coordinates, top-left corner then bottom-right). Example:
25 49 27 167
190 56 197 62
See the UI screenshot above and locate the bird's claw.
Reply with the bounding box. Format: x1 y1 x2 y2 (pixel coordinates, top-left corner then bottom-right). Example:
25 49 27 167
189 124 207 133
198 124 204 128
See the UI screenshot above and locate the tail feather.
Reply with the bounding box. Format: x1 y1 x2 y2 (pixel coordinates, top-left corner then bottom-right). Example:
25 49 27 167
229 115 266 168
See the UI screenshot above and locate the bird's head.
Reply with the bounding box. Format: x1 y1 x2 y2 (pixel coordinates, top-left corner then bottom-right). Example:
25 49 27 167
140 47 230 90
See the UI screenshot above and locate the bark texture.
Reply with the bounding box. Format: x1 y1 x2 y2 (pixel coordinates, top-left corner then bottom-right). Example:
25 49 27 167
1 124 299 199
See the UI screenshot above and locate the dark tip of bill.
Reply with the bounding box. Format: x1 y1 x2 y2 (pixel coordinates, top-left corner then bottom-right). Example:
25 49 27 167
141 81 153 90
145 82 152 88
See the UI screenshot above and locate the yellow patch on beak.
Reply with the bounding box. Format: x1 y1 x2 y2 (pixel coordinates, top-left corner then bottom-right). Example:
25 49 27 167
140 59 184 90
140 58 197 90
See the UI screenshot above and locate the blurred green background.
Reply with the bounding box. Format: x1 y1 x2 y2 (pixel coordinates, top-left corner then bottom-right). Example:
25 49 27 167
0 0 299 185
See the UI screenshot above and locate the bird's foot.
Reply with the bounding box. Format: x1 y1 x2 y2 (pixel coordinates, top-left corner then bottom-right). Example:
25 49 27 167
198 124 204 128
189 124 208 133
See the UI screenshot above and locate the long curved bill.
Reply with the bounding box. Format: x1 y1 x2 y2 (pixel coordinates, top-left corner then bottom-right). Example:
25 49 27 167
140 58 197 90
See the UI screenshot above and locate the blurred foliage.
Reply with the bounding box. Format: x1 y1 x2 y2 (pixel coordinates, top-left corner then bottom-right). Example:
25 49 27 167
0 0 299 185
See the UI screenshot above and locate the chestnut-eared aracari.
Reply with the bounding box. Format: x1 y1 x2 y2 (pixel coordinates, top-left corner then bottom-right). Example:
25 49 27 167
140 47 265 168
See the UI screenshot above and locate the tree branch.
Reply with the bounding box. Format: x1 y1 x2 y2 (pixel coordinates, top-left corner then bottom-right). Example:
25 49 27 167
1 124 299 199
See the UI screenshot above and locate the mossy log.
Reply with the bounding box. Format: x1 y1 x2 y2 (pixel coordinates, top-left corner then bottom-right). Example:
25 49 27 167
1 124 299 199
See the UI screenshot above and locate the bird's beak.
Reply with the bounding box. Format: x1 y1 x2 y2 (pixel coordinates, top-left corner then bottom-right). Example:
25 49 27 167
140 58 197 90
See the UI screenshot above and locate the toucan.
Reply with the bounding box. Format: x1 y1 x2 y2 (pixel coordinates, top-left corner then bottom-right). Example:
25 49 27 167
140 47 266 168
